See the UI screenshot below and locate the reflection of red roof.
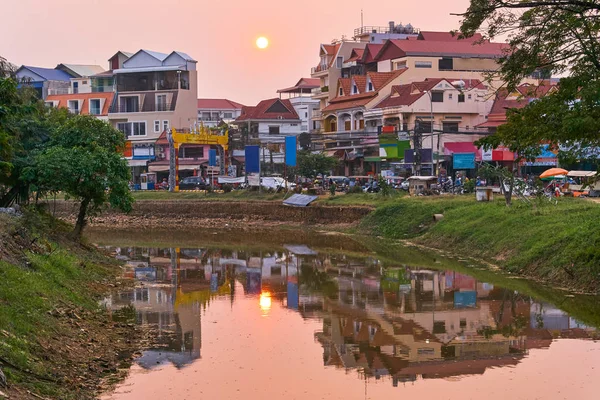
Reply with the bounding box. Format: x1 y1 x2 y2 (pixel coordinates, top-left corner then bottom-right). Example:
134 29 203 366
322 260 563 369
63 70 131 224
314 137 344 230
197 98 244 109
399 356 521 379
46 92 114 116
235 98 300 121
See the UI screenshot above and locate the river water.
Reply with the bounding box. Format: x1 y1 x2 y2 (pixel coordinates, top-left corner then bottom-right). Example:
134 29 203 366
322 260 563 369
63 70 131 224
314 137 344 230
92 230 600 400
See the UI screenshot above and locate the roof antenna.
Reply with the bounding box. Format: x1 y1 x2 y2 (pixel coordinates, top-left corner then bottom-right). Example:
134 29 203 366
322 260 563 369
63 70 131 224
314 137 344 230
361 9 364 29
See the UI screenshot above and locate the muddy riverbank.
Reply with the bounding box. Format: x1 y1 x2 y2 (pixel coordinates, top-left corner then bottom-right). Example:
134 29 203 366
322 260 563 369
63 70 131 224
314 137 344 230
48 200 373 228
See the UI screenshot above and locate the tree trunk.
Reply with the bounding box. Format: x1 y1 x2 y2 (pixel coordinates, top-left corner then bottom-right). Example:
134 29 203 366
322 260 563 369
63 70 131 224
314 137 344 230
72 198 90 239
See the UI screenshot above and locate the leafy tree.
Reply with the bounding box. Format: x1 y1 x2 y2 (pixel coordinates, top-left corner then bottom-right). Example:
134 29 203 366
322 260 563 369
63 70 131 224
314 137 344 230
35 115 133 238
0 71 50 206
458 1 600 160
297 151 338 179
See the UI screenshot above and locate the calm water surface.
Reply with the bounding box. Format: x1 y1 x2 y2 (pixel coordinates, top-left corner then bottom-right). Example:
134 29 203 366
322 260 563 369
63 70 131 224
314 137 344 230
94 230 600 400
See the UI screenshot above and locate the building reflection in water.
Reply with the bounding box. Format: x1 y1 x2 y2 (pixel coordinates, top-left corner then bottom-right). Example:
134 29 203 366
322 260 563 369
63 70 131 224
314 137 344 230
101 244 598 384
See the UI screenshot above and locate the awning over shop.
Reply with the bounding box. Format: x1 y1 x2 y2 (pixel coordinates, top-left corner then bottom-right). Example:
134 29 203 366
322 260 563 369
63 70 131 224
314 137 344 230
444 142 482 161
127 159 148 167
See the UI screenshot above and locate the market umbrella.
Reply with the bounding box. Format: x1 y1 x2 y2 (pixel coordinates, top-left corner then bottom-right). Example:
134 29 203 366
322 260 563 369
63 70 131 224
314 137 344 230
540 168 568 179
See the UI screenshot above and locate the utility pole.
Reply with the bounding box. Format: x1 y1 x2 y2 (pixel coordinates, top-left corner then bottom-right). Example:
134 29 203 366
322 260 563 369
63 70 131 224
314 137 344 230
413 122 423 176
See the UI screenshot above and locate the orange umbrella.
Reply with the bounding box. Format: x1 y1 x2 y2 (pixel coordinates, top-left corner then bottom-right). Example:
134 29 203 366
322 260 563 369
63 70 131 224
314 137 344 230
539 168 568 178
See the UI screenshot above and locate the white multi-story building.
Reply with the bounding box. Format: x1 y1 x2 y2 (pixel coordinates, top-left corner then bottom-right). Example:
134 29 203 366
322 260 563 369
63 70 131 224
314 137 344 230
197 99 244 128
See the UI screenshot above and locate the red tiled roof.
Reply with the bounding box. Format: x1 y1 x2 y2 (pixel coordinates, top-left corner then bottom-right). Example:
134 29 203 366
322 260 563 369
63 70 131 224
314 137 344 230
363 44 383 63
322 96 373 113
325 70 406 112
484 82 557 126
277 78 320 93
197 98 244 109
375 39 507 62
376 77 486 108
345 48 365 63
418 31 483 42
235 98 300 121
46 92 114 116
322 44 336 54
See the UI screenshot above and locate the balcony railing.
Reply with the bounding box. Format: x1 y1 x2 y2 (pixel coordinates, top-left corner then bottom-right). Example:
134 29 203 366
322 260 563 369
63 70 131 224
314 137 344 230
353 25 419 37
311 64 329 74
68 108 80 114
110 102 174 113
91 86 114 93
90 107 101 115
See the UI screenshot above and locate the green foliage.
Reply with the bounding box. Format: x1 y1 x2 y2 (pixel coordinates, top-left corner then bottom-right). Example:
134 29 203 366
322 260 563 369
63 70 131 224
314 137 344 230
222 184 233 193
347 184 364 194
296 151 338 178
463 179 475 193
329 183 336 196
35 115 133 236
378 177 392 197
460 1 600 160
362 196 600 292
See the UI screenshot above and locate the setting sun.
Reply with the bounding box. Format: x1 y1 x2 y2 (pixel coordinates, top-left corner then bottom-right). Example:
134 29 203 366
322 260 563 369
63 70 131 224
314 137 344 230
259 291 272 311
256 36 269 49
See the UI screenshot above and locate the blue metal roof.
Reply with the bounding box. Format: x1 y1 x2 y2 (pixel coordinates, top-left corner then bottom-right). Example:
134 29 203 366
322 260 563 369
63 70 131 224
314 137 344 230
141 49 169 61
21 66 72 82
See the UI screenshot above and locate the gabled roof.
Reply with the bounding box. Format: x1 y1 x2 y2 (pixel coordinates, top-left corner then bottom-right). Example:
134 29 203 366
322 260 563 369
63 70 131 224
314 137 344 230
45 92 115 116
235 98 300 121
376 77 487 109
375 39 507 61
108 51 134 61
323 70 406 113
362 44 384 64
479 81 557 127
277 77 320 94
56 64 105 78
345 48 365 63
16 66 72 82
197 99 245 109
141 49 170 61
170 51 196 62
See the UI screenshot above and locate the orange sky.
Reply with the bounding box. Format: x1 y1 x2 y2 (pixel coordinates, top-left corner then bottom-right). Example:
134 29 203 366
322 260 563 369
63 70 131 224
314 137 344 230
1 0 470 105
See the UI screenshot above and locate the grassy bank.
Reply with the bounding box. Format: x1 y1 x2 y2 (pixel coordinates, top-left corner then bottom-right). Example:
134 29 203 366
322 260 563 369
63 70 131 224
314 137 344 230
131 190 286 201
0 212 137 399
360 196 600 293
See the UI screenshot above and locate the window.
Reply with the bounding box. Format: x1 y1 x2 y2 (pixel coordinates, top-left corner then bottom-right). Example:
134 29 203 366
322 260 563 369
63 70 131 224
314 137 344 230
201 112 211 120
291 123 298 126
89 99 101 115
163 120 169 132
132 121 146 136
268 126 280 134
339 87 344 96
154 120 160 133
72 82 79 94
68 100 79 114
156 94 168 111
336 56 343 68
414 61 432 68
120 96 139 113
224 112 233 119
117 122 132 137
468 94 472 100
443 122 459 132
439 58 453 70
211 112 220 121
352 84 358 94
368 82 373 91
45 101 54 108
431 91 444 102
82 80 88 85
448 93 453 100
416 120 432 133
179 146 204 159
458 93 465 103
305 112 308 118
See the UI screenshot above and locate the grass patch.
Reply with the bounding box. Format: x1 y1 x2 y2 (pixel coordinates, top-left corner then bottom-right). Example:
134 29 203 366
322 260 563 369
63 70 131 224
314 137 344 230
361 196 600 293
0 211 133 399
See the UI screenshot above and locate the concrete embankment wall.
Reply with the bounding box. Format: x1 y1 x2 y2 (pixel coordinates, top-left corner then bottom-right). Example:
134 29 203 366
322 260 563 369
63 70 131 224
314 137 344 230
48 200 373 225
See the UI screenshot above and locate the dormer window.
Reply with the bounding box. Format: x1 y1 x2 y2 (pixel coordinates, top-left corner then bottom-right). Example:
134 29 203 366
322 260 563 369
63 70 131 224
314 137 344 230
368 82 373 92
352 84 358 94
339 87 344 96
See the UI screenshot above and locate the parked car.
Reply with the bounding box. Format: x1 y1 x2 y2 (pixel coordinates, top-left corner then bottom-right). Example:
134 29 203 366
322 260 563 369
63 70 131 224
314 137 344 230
400 180 410 191
179 176 207 190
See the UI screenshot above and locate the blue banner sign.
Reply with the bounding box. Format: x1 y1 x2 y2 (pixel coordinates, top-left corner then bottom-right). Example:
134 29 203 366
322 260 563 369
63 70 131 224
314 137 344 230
285 136 297 167
208 149 217 167
245 145 260 173
453 152 476 169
